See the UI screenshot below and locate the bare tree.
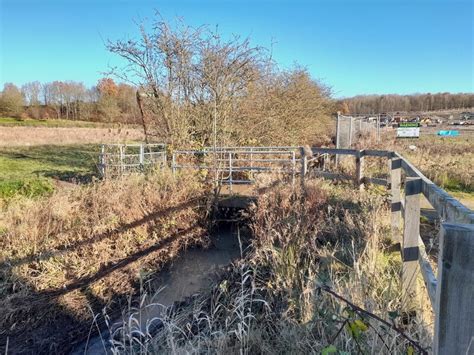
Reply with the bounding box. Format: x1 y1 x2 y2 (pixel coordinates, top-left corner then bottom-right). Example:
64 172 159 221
106 16 265 146
21 81 42 106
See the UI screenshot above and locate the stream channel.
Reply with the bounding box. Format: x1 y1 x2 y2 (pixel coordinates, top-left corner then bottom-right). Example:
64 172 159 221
72 223 245 354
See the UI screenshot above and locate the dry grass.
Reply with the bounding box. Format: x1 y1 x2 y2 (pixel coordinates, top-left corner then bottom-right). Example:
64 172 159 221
360 135 474 193
0 126 145 146
0 169 210 353
108 178 433 354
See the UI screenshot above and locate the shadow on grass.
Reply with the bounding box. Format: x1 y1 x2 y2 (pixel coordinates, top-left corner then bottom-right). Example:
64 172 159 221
0 209 204 354
0 144 98 173
38 169 97 183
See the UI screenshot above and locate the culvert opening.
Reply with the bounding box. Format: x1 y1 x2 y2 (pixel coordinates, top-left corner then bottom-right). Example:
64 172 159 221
73 202 254 354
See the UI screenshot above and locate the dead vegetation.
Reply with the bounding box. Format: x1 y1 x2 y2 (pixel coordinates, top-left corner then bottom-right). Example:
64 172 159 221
353 133 474 193
0 126 145 146
107 16 334 148
107 178 433 354
0 170 209 353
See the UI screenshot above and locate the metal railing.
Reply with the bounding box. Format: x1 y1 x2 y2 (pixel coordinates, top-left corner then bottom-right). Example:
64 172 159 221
95 142 473 352
99 143 166 178
171 146 329 192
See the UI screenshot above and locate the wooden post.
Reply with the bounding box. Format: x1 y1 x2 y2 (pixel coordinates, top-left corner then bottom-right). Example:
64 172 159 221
434 223 474 355
355 150 365 189
402 177 421 311
390 157 402 243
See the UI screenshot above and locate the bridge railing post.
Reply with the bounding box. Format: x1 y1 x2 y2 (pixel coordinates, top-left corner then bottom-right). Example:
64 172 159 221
229 152 233 193
291 151 296 187
434 223 474 355
402 176 422 313
99 144 106 178
250 147 253 180
139 144 144 171
390 156 402 243
119 144 124 176
172 152 176 175
299 147 307 190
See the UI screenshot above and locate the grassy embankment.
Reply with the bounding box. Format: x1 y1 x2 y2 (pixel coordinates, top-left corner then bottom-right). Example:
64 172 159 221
0 170 208 354
108 178 432 354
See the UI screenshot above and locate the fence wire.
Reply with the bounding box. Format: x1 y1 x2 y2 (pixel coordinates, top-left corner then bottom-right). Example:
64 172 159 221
336 114 381 149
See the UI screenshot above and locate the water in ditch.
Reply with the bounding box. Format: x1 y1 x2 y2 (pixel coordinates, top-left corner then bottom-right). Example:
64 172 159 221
72 223 244 354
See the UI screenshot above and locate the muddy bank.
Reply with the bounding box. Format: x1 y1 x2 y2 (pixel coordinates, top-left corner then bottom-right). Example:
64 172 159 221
73 223 245 354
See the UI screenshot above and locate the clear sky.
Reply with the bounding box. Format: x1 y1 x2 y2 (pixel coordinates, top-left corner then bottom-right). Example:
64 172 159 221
0 0 472 98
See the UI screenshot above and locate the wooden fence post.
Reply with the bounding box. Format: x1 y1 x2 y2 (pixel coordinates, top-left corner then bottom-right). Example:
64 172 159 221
434 223 474 355
402 177 422 312
355 150 365 189
390 156 402 243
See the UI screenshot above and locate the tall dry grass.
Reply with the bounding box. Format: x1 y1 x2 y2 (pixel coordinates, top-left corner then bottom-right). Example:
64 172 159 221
357 135 474 192
0 126 145 146
0 169 209 353
108 178 433 354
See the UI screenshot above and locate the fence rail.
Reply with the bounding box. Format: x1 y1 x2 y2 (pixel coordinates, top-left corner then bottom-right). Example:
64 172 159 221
171 146 332 192
171 147 304 191
305 147 474 355
97 143 473 352
99 143 166 178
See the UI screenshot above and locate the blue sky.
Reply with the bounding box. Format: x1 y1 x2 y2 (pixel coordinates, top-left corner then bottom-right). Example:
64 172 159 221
0 0 472 98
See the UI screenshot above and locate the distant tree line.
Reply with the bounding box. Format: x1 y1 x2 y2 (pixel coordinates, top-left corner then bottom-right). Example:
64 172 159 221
340 93 474 114
0 79 140 123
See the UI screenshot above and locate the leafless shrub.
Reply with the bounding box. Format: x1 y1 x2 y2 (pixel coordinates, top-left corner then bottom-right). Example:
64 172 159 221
107 15 334 148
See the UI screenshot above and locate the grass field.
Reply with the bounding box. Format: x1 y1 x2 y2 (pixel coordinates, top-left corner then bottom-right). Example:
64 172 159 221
373 135 474 193
0 145 99 198
0 126 145 146
0 117 127 128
